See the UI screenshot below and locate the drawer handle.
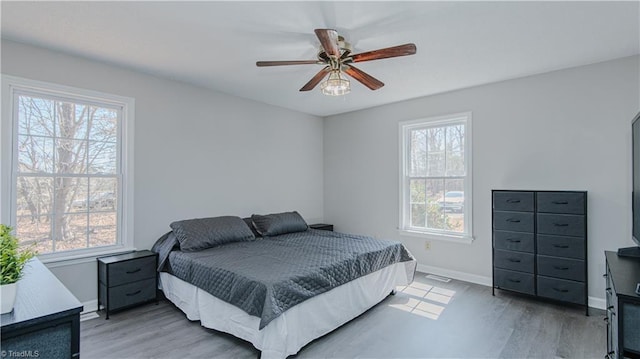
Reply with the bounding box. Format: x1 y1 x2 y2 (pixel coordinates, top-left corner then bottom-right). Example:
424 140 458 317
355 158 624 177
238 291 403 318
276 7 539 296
553 266 569 270
506 218 521 223
553 223 569 227
553 244 569 249
507 278 521 283
551 201 569 205
506 238 522 243
126 290 142 297
552 288 569 293
506 199 521 203
126 268 141 274
508 258 521 263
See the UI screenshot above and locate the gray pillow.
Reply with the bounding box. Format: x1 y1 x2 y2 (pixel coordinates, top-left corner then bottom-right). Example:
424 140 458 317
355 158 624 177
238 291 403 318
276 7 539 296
251 211 308 236
243 217 262 238
170 216 255 251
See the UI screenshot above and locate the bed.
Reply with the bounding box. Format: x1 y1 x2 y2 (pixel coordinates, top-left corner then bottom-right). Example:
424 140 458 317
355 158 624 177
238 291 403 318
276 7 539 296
151 213 416 359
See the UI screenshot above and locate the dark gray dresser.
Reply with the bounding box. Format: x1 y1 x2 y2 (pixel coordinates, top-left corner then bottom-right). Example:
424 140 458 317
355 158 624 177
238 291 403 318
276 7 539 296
1 258 83 358
605 251 640 359
492 190 588 314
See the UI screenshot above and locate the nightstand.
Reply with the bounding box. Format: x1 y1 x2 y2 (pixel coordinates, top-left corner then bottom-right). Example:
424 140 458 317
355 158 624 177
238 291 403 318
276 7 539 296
309 223 333 231
97 250 158 319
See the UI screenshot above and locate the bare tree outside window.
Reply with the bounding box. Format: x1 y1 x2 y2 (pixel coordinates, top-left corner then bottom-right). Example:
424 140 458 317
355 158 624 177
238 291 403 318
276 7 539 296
401 114 472 238
15 93 119 254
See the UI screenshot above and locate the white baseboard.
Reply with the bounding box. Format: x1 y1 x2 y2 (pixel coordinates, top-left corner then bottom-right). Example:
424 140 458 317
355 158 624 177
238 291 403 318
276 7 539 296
588 296 606 310
81 299 98 314
416 263 607 310
417 263 492 287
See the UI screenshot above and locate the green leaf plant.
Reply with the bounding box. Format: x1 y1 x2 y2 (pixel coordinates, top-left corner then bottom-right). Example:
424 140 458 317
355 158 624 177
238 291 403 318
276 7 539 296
1 225 37 285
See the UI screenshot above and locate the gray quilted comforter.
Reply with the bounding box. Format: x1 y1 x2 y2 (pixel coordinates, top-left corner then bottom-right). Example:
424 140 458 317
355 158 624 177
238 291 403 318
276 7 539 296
153 229 415 329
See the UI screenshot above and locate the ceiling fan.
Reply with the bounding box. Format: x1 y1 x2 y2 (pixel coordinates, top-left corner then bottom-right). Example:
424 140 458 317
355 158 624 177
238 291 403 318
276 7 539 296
256 29 417 95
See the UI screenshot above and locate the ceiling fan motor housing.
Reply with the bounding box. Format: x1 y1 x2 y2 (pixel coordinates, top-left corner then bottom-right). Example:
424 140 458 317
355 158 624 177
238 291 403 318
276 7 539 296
318 35 352 64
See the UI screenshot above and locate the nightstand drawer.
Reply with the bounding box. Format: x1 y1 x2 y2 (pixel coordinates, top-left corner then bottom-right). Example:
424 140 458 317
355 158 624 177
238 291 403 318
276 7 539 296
537 276 585 305
537 255 585 282
537 214 585 237
493 191 534 212
106 256 156 287
493 211 534 233
493 230 534 253
536 192 585 215
494 268 534 295
105 278 156 310
494 249 534 273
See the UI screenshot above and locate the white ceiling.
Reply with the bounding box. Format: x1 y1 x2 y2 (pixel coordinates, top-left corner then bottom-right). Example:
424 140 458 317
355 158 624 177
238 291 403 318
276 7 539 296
1 1 639 117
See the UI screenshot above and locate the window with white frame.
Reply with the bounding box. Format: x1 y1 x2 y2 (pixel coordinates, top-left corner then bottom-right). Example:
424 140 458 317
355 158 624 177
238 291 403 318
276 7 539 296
399 112 472 241
1 76 134 261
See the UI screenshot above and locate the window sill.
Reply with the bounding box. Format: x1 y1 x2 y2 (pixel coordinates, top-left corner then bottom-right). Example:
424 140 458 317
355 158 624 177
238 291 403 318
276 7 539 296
398 229 474 244
39 246 137 268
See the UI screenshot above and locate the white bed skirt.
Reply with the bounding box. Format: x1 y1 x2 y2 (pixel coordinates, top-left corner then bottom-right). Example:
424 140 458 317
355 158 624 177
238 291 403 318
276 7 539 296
159 259 416 359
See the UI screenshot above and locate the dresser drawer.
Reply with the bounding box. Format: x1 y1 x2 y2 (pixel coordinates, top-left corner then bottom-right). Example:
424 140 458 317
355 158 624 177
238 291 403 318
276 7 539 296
494 249 534 273
106 256 156 287
536 192 585 215
537 255 585 282
537 234 585 260
537 213 585 237
494 268 534 295
537 276 585 305
493 230 534 253
493 211 534 233
493 191 534 212
105 278 156 310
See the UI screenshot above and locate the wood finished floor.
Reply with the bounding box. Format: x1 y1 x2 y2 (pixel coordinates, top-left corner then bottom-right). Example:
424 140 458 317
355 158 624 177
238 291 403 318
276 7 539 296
81 273 606 358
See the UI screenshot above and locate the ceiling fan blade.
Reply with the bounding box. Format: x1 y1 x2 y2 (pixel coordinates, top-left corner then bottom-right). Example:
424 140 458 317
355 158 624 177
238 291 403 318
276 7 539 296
314 29 340 58
343 65 384 90
256 60 320 67
351 43 417 63
300 66 331 91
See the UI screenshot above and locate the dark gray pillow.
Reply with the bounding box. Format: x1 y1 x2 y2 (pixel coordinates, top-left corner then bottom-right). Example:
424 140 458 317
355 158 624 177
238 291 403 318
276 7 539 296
170 216 255 251
243 217 262 238
251 211 308 236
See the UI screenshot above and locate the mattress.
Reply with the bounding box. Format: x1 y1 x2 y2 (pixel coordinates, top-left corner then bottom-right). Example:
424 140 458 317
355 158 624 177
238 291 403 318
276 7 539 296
160 259 415 359
163 229 415 329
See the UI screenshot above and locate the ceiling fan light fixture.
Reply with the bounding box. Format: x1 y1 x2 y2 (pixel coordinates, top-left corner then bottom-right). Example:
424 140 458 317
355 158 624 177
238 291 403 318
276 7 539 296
320 70 350 96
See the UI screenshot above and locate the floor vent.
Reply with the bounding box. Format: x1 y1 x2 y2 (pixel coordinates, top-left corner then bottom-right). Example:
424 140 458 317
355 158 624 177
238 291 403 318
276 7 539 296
425 274 452 283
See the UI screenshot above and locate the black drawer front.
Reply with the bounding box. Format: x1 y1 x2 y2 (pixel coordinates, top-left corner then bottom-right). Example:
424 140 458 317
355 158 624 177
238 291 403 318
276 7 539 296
494 249 534 273
622 302 640 352
536 192 585 215
108 278 156 310
493 191 534 212
493 211 534 233
537 234 585 260
537 214 585 237
537 276 585 305
494 268 534 295
107 256 156 287
537 255 585 282
493 230 534 253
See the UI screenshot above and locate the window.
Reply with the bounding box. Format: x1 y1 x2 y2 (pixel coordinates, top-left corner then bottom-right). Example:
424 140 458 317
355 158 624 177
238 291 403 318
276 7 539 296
1 75 134 262
399 112 472 242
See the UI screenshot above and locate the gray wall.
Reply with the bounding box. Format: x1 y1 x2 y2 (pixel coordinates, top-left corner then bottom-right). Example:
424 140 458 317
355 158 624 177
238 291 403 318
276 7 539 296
324 55 640 305
1 40 325 303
